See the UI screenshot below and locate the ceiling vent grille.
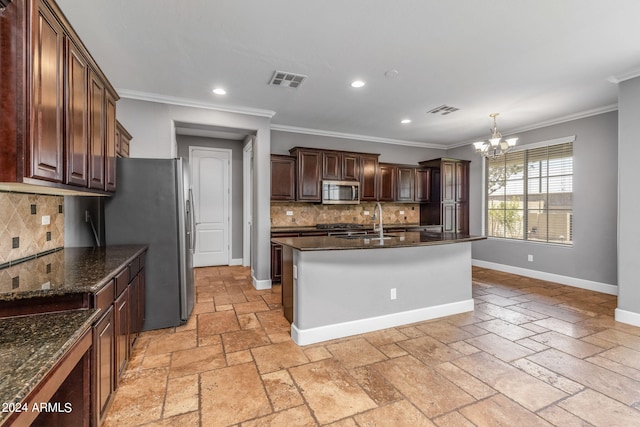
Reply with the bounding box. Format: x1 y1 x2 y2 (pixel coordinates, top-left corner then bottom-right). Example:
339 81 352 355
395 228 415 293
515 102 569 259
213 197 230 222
427 105 460 115
269 70 307 88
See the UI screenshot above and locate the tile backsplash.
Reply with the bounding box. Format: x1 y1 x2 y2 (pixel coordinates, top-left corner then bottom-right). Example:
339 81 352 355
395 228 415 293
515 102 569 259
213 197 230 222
0 192 64 265
271 202 420 227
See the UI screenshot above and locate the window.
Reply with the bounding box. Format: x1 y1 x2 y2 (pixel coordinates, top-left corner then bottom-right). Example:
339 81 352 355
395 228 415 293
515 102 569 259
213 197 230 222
486 140 573 245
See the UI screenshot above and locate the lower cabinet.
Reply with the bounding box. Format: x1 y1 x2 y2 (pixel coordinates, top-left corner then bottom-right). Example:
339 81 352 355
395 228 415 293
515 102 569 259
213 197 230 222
92 306 114 427
91 250 146 426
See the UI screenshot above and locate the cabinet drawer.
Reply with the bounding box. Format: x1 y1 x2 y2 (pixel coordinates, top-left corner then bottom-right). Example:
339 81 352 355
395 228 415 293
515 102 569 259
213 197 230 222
115 268 129 297
94 279 114 312
129 256 140 278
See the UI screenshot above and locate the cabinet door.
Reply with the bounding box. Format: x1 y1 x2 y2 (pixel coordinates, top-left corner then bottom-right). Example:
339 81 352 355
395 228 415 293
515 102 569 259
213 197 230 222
30 1 64 182
114 287 129 383
415 168 430 202
441 161 455 202
271 243 283 282
128 274 139 347
456 203 469 234
93 307 114 426
88 71 105 190
322 151 341 180
396 167 415 202
360 155 378 201
296 150 321 201
378 164 396 201
271 155 296 201
342 153 360 181
455 161 469 202
65 39 89 187
442 203 456 232
105 92 117 191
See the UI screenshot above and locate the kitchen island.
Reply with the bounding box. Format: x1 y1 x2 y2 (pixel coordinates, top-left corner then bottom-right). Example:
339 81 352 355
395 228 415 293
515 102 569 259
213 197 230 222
272 231 485 345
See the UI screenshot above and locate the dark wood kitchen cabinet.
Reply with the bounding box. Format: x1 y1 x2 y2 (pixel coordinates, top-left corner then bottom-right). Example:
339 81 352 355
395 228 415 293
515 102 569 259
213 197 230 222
114 287 129 382
271 154 296 201
30 0 65 183
359 154 379 201
116 120 132 158
378 163 396 201
0 0 119 195
396 166 415 202
271 232 300 283
65 38 90 187
415 168 430 202
419 158 470 234
92 305 115 427
290 147 322 202
322 151 360 181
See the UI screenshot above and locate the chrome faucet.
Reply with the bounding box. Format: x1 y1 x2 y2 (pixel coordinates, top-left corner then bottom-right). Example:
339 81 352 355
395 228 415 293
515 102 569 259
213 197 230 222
372 202 384 240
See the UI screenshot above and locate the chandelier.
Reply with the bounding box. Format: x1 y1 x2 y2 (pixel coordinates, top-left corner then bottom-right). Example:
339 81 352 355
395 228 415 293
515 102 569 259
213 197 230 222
473 113 517 159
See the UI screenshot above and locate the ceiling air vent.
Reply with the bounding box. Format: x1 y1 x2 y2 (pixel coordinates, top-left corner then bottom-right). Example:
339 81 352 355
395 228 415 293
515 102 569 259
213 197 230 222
427 105 460 115
269 71 307 88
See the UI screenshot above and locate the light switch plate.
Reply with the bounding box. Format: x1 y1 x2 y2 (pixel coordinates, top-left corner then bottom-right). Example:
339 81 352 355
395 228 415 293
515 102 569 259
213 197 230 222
41 215 50 225
286 211 294 216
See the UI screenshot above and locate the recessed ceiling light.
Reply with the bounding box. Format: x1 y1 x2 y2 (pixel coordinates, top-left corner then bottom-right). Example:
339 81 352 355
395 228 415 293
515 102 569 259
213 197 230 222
212 88 227 95
401 119 412 124
351 80 365 88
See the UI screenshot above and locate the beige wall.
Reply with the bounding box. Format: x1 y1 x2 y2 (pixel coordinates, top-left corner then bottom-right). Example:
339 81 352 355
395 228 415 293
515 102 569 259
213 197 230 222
0 192 64 265
271 202 420 227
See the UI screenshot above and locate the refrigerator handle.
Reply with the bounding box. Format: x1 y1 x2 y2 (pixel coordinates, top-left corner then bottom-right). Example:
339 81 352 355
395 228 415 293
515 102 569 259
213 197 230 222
188 189 196 250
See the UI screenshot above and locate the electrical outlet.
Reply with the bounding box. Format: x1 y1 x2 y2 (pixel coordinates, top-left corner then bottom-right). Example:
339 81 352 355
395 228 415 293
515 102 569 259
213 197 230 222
528 254 534 262
364 211 370 215
390 288 397 300
293 265 298 279
41 215 50 225
286 211 294 216
400 210 405 215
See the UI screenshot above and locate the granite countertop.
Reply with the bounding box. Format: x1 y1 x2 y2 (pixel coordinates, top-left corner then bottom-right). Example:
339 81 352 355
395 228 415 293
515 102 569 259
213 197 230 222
271 224 440 233
0 245 147 302
0 309 100 424
272 230 486 251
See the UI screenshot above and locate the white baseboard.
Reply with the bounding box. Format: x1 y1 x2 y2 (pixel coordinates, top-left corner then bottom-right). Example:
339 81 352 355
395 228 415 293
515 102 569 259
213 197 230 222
615 308 640 327
472 259 618 296
252 275 271 290
229 258 243 266
291 299 474 346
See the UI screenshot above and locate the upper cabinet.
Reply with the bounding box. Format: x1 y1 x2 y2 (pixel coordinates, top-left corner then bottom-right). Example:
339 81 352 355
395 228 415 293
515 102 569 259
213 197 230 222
322 151 360 182
289 147 322 202
377 163 396 201
359 154 379 202
271 154 296 201
116 121 132 158
0 0 120 195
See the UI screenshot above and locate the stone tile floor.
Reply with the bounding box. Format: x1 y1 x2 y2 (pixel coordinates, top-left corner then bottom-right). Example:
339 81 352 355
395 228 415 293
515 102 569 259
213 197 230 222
102 266 640 426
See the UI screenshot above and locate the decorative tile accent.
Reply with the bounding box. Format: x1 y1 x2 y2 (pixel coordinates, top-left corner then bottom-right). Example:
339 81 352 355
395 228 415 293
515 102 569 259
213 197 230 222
0 192 64 264
270 202 420 227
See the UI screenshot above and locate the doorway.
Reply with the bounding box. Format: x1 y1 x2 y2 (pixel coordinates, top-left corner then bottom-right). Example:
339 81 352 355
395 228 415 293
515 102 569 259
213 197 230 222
190 146 231 267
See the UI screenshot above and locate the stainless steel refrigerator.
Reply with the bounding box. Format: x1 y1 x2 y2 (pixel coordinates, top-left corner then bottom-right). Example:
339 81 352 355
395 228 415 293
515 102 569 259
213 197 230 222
105 158 195 330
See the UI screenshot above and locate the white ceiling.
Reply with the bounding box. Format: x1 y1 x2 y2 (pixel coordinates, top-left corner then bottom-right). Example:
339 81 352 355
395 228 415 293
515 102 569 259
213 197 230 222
56 0 640 148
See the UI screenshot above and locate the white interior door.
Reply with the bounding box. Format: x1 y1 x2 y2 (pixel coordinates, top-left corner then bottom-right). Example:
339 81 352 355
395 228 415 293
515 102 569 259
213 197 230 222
190 147 231 267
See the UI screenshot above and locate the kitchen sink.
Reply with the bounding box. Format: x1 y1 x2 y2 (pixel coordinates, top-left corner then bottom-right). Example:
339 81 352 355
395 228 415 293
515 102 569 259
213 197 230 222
336 234 396 240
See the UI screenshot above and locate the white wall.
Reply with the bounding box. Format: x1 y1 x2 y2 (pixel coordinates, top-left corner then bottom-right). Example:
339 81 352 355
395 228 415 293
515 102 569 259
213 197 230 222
117 98 272 286
448 111 618 293
617 76 640 325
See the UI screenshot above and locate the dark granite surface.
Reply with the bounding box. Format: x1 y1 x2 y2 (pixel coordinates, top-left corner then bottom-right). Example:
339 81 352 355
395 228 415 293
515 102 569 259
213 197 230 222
0 245 147 302
271 223 441 233
272 230 486 251
0 309 99 423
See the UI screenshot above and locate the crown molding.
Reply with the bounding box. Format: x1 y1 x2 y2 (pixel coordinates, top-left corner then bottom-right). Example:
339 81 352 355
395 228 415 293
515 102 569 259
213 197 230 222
116 89 277 118
448 104 618 149
270 124 446 149
607 68 640 84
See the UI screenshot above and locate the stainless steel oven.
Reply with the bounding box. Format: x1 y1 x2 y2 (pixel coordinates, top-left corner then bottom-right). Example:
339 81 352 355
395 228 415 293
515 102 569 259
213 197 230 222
322 180 360 204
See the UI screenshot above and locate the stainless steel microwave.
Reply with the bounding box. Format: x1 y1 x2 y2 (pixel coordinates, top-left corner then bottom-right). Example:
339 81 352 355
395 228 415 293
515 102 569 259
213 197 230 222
322 180 360 204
